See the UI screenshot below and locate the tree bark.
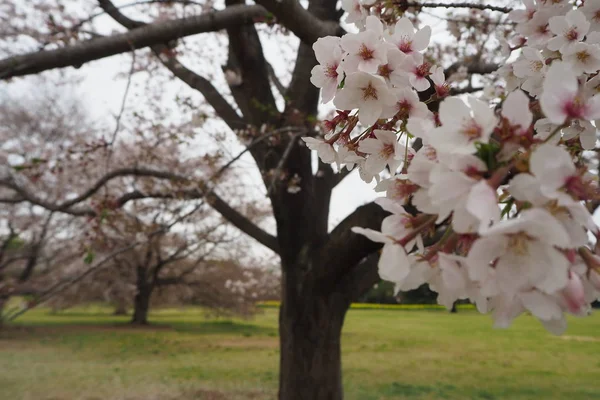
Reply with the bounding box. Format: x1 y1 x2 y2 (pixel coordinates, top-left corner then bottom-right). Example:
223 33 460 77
113 302 128 316
278 272 350 400
131 267 152 325
0 296 7 328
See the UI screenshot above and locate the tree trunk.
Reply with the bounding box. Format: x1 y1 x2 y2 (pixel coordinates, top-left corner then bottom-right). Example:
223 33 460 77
131 266 152 325
278 291 349 400
113 302 128 316
0 296 7 328
450 302 458 313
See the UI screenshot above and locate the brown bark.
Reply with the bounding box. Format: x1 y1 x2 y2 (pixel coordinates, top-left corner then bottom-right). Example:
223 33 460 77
0 296 7 327
278 293 348 400
131 266 152 325
278 253 352 400
113 302 128 316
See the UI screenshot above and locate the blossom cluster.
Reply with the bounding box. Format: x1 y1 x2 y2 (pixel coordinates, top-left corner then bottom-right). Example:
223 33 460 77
303 0 600 334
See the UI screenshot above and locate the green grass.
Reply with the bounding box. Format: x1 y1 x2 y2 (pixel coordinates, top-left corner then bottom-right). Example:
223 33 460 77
2 306 600 400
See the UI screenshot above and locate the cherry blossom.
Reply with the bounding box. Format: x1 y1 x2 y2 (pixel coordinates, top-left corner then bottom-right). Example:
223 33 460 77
310 37 344 103
333 72 397 126
581 0 600 32
385 17 431 55
357 130 403 175
501 90 533 136
399 52 432 92
467 208 571 295
341 0 367 28
377 48 409 87
382 87 430 120
508 0 537 24
562 42 600 75
304 3 600 335
428 97 497 154
540 62 600 124
301 137 336 163
340 30 388 74
547 10 590 54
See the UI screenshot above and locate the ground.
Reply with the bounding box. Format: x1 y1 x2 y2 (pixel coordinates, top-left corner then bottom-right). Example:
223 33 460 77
1 306 600 400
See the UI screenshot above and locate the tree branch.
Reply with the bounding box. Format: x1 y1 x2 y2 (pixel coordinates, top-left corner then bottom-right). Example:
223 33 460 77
337 251 380 302
401 1 512 13
254 0 343 45
116 188 280 253
0 5 267 79
316 202 389 286
98 0 247 131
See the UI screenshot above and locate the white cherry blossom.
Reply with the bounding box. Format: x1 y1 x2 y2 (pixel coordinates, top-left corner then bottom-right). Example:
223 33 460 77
301 137 336 163
428 97 497 154
581 0 600 32
382 87 430 120
310 37 344 103
562 42 600 75
467 208 571 296
333 72 397 126
340 30 388 74
548 10 590 54
399 52 432 92
385 17 431 55
358 130 403 175
540 62 600 124
501 90 533 135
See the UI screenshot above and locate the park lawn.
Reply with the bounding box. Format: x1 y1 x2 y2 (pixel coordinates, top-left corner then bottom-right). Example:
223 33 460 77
1 307 600 400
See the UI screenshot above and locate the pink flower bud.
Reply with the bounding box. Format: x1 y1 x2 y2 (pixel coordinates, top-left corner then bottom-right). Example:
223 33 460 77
561 271 587 315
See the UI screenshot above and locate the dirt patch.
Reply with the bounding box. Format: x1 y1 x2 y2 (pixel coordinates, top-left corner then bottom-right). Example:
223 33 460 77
213 337 278 349
558 335 600 342
187 389 274 400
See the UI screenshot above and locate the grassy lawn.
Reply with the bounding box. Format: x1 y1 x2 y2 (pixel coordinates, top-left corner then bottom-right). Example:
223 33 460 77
1 306 600 400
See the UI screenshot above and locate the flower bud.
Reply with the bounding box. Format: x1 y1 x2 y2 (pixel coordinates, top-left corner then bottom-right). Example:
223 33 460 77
561 271 587 315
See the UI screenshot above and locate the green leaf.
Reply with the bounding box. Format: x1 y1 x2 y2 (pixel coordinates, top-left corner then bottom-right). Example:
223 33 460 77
474 142 501 171
84 250 95 265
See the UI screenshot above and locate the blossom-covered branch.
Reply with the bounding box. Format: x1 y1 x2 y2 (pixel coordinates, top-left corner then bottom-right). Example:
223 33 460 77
304 0 600 335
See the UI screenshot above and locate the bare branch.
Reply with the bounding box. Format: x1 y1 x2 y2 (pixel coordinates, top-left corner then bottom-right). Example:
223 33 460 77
267 132 303 195
266 61 286 101
401 1 512 13
98 0 247 130
0 5 268 79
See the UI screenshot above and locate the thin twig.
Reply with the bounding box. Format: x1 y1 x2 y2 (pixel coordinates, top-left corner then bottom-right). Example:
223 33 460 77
267 132 304 195
401 2 512 13
104 50 136 173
